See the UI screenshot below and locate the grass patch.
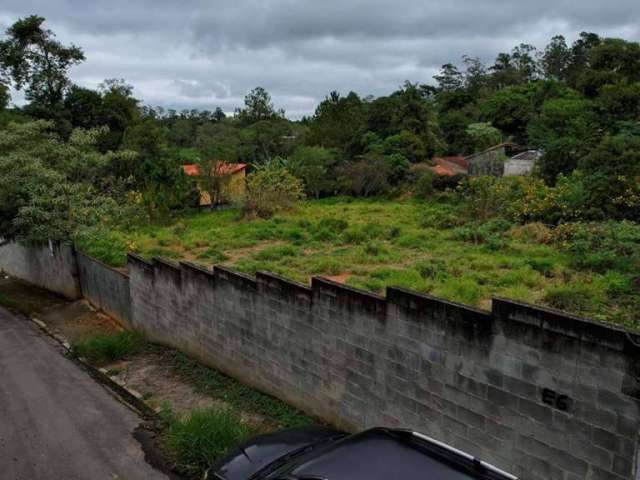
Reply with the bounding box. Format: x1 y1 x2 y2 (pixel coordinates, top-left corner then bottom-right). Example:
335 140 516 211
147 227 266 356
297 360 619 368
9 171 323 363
77 198 640 329
164 407 251 477
72 331 145 365
167 350 313 428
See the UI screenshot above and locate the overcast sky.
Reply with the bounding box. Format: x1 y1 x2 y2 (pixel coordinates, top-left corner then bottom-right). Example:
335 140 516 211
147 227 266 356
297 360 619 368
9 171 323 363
1 1 639 118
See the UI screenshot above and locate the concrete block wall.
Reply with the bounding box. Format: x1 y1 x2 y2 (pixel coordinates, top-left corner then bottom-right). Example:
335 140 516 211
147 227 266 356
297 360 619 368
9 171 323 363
127 254 640 480
0 241 80 299
77 253 132 327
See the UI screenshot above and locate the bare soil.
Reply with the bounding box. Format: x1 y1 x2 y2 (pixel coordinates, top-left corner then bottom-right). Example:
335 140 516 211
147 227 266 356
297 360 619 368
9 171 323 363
106 351 267 427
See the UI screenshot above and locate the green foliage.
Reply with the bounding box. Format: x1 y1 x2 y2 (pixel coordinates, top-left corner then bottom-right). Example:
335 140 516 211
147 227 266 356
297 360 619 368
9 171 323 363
244 159 305 218
543 283 597 312
165 408 251 477
288 145 338 198
167 350 313 428
0 15 85 113
72 331 144 365
466 122 502 152
340 155 391 197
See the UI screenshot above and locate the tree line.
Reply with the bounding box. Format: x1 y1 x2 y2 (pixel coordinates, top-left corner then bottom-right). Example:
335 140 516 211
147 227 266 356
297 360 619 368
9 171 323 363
1 15 639 244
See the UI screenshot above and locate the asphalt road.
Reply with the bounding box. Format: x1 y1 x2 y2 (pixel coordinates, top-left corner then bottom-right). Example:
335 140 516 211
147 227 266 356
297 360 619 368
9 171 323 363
0 306 170 480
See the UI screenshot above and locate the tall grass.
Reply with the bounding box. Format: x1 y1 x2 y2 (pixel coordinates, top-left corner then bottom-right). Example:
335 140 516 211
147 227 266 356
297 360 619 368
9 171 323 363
72 331 145 365
164 408 251 477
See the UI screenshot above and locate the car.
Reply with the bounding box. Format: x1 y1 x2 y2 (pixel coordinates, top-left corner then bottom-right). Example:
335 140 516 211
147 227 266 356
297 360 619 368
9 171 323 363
210 426 517 480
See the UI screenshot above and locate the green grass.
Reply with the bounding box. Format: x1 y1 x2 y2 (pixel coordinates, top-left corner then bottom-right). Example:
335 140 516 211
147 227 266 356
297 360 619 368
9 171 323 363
72 331 145 365
166 350 313 428
163 407 251 477
76 197 640 329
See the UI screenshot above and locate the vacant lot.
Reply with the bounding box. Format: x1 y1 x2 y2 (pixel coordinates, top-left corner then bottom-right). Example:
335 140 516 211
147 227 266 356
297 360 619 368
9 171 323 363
76 198 639 329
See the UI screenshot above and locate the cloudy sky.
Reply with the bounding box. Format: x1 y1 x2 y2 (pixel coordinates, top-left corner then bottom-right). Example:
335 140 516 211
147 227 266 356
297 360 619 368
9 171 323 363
1 1 639 118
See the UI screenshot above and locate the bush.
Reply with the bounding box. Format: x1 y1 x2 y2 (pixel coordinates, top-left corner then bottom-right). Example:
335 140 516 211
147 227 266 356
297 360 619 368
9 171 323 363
415 258 448 279
553 221 640 273
339 156 391 197
243 159 305 218
165 408 251 477
414 171 436 199
72 331 144 365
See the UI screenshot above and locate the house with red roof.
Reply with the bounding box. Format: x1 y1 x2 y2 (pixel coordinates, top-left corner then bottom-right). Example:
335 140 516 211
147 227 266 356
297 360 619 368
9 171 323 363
182 162 248 206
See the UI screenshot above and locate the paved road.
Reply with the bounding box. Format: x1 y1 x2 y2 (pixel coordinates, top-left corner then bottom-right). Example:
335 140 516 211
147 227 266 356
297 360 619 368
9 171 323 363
0 306 169 480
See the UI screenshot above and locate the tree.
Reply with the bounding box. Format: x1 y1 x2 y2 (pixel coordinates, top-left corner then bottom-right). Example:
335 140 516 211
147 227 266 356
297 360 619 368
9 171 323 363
0 120 133 242
243 159 305 218
288 146 337 198
528 97 599 182
541 35 571 81
0 15 84 112
97 79 140 151
64 85 103 130
0 82 9 110
308 91 366 157
466 123 502 152
434 63 463 92
195 122 240 204
236 86 282 126
122 119 190 219
481 85 534 142
340 156 391 197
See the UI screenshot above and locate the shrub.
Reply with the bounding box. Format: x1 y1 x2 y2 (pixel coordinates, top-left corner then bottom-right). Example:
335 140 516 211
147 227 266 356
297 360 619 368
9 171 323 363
510 223 552 244
553 221 640 273
72 331 144 365
526 258 555 277
339 156 391 197
415 258 448 279
243 159 305 218
165 408 251 477
414 171 436 199
316 218 349 234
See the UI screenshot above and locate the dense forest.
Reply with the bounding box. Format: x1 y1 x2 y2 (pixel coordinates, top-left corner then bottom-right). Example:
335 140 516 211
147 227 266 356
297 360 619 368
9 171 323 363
1 15 639 244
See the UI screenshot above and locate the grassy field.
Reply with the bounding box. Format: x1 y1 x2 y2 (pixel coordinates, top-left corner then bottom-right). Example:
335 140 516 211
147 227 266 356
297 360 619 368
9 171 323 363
76 197 639 329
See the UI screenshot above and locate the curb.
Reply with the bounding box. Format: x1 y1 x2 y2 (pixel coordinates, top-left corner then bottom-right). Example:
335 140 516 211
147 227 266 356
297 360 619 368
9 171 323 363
29 314 159 420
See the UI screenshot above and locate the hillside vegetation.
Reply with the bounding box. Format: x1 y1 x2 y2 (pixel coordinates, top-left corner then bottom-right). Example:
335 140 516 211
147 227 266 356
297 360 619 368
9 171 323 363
76 198 640 330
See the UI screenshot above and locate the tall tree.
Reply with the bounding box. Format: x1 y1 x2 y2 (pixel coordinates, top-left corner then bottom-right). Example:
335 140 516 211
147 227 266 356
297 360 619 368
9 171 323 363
236 86 282 126
541 35 571 81
434 63 464 92
0 15 84 112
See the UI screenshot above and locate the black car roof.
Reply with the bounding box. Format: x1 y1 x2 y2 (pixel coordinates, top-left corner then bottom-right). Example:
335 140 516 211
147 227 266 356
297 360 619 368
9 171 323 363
277 428 516 480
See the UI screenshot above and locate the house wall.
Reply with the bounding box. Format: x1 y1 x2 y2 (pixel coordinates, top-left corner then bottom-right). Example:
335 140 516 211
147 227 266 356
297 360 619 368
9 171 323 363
0 241 80 299
504 159 536 176
468 147 507 176
77 253 132 327
128 255 640 480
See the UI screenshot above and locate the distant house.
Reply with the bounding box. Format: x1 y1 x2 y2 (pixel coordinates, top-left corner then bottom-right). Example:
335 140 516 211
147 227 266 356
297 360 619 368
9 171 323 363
466 143 526 176
504 150 542 176
182 163 248 206
429 156 469 177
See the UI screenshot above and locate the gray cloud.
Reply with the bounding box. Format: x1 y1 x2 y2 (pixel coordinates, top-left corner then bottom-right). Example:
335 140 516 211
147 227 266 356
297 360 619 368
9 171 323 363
1 1 639 117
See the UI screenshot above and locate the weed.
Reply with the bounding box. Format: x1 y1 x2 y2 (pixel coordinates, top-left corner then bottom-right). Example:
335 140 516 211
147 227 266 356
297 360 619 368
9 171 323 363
543 284 597 312
254 245 299 261
165 408 251 477
415 258 448 279
197 247 228 263
72 331 145 365
167 351 313 428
